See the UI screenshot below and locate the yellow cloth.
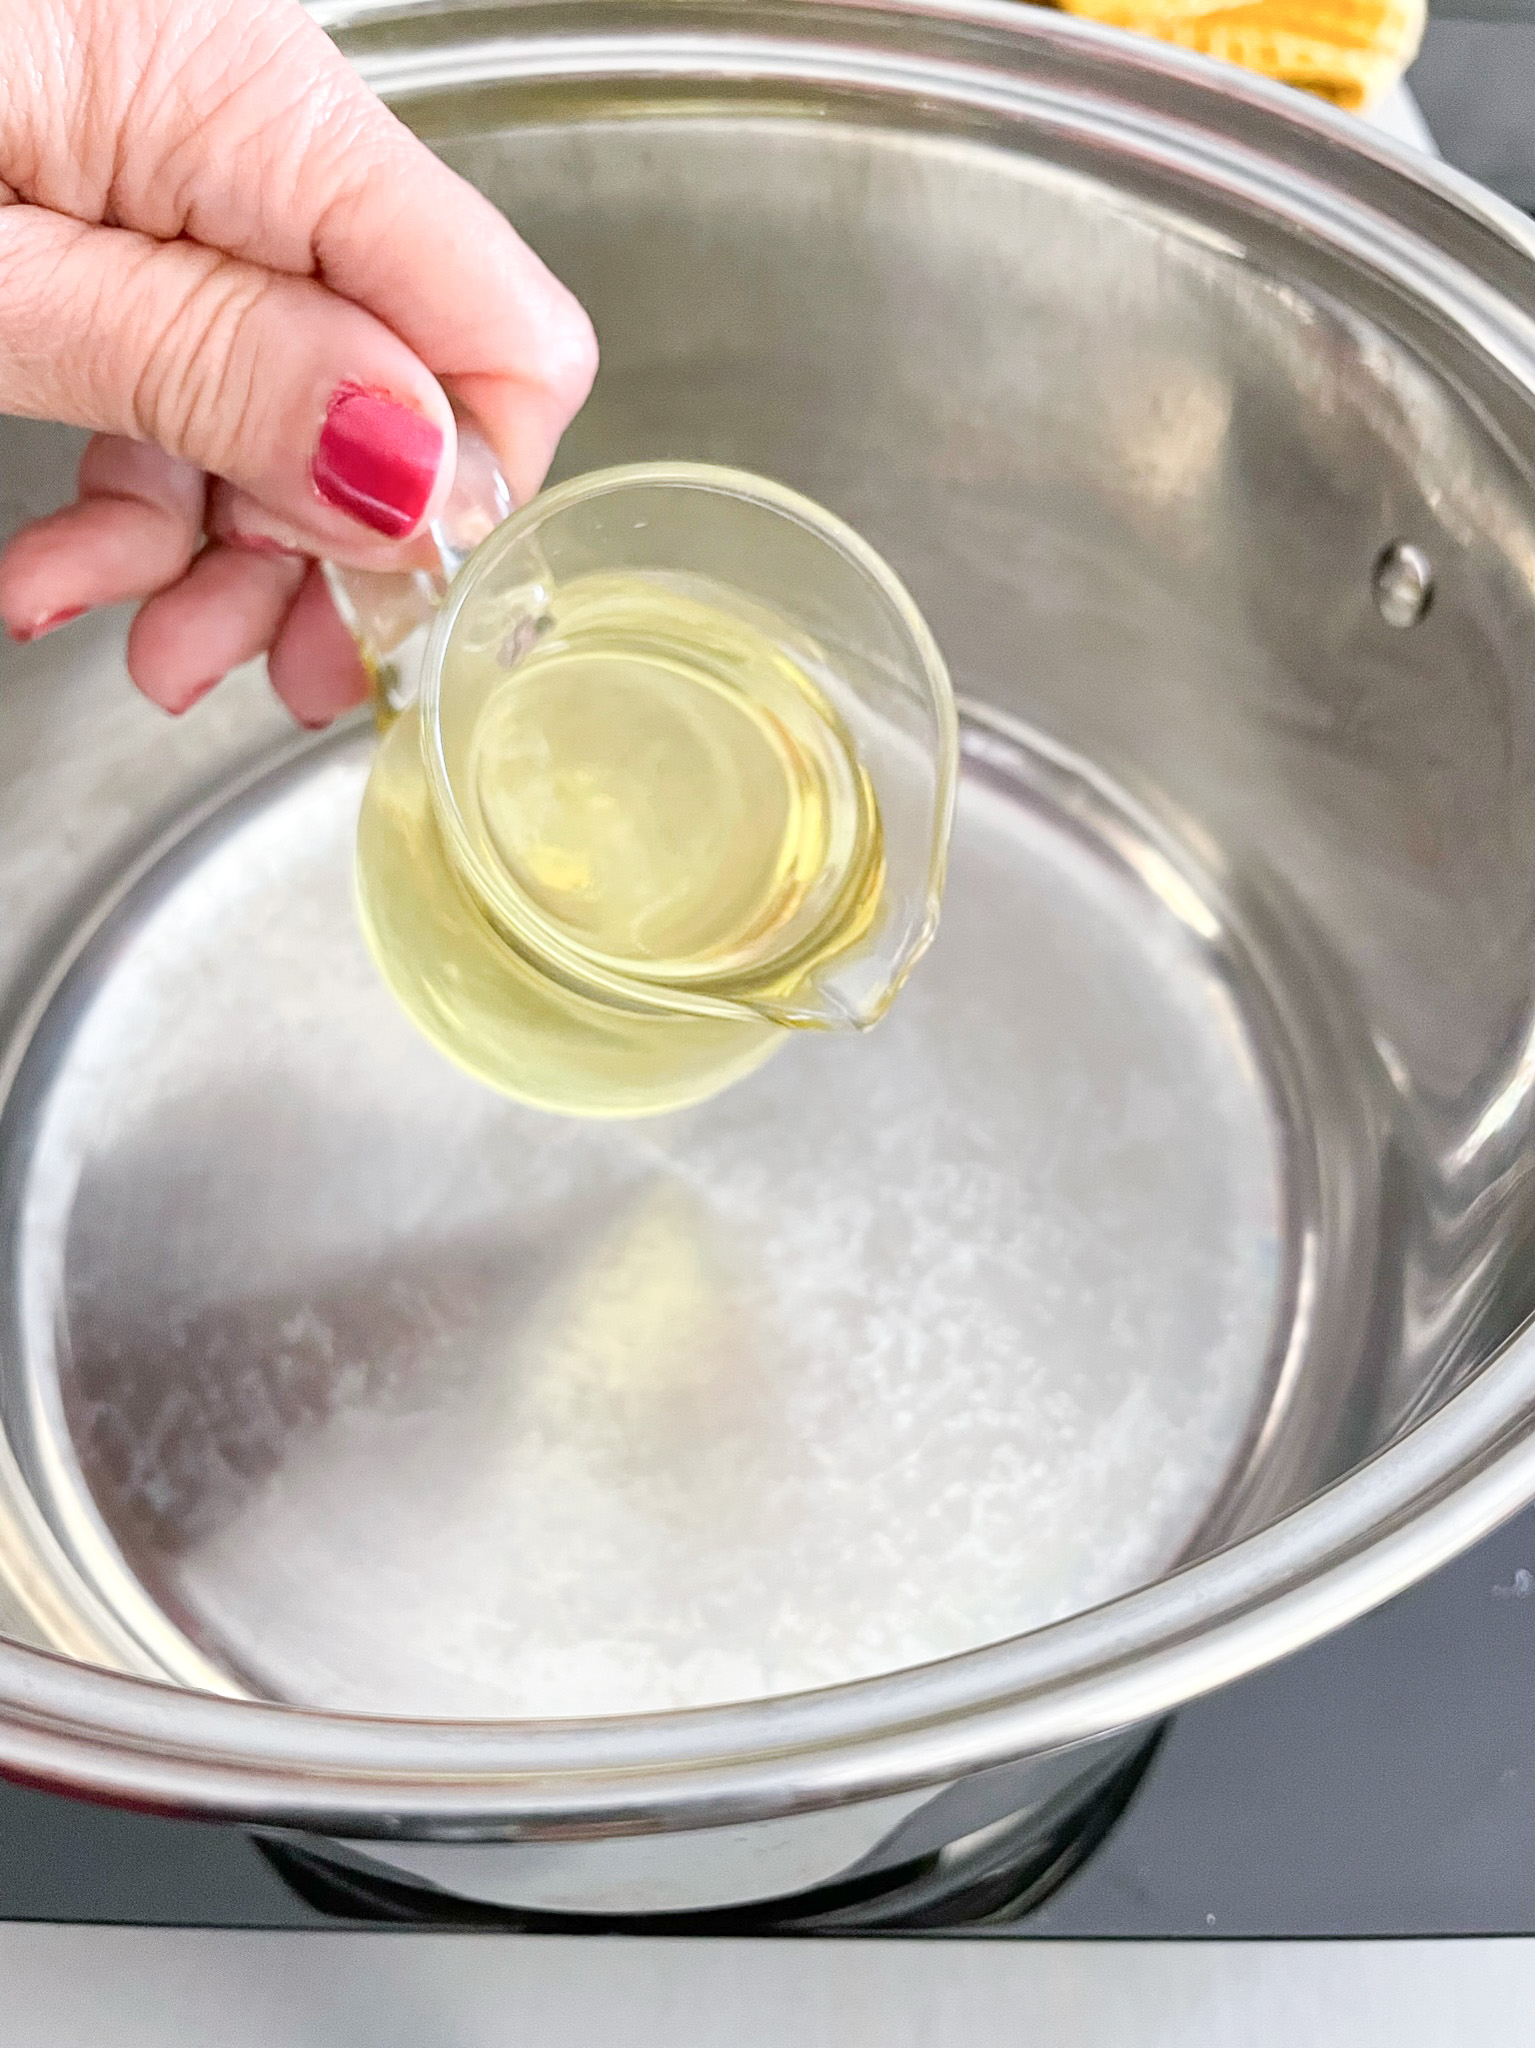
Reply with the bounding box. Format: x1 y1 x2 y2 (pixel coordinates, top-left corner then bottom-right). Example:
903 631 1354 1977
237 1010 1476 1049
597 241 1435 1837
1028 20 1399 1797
1057 0 1425 111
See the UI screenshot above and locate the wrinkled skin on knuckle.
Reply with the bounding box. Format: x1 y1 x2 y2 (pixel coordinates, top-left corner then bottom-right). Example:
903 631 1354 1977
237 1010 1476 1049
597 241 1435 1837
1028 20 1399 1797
2 0 158 216
103 0 357 266
1 0 351 268
125 247 274 467
0 0 85 206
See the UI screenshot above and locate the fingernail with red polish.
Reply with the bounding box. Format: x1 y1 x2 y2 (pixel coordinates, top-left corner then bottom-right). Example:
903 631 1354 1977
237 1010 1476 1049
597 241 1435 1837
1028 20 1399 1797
164 676 222 718
8 606 87 644
312 384 443 539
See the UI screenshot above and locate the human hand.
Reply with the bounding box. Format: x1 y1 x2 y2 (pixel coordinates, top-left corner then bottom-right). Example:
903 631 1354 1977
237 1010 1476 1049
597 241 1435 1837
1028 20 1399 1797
0 0 597 725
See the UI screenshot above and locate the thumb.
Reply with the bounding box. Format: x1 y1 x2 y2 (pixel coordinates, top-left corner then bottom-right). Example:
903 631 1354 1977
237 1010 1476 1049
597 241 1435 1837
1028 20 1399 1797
0 201 458 555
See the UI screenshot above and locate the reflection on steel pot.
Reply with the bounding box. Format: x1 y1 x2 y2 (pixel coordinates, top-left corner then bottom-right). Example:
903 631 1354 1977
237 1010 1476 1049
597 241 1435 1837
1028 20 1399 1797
3 0 1535 1920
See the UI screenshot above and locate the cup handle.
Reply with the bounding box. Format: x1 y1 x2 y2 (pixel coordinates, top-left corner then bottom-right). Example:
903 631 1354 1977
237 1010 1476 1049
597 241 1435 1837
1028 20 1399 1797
322 419 514 723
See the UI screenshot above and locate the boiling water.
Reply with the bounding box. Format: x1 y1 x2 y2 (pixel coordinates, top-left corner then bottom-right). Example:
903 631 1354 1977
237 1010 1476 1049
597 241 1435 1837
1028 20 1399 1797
356 574 885 1117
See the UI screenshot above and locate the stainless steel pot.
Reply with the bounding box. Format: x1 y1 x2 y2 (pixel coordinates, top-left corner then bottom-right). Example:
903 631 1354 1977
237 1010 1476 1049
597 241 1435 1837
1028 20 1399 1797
5 0 1535 1920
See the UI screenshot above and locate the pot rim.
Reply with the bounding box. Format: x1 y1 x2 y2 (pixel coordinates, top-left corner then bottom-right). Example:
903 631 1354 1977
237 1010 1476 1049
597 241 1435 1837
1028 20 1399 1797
6 0 1535 1835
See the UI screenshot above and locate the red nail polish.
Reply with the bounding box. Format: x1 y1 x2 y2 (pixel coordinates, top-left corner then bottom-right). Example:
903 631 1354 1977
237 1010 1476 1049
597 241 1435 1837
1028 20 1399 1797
312 384 442 539
164 676 222 717
9 606 87 644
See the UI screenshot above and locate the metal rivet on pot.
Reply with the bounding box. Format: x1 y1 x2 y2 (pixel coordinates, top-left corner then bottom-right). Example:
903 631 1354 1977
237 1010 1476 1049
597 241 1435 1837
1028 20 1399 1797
1373 541 1434 628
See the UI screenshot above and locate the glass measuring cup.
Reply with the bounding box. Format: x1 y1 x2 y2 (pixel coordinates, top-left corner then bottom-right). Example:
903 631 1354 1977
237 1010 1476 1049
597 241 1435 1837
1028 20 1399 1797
328 434 957 1118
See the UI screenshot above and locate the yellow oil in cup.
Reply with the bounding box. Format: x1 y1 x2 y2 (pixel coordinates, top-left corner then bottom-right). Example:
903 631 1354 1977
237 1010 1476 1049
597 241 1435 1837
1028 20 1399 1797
330 453 956 1118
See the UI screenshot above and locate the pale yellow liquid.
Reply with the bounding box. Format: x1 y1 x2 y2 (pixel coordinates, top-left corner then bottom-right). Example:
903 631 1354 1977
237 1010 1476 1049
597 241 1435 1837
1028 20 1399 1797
356 573 885 1117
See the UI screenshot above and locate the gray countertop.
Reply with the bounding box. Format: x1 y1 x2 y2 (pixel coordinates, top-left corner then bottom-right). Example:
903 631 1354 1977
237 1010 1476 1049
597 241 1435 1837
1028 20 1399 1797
1412 12 1535 206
